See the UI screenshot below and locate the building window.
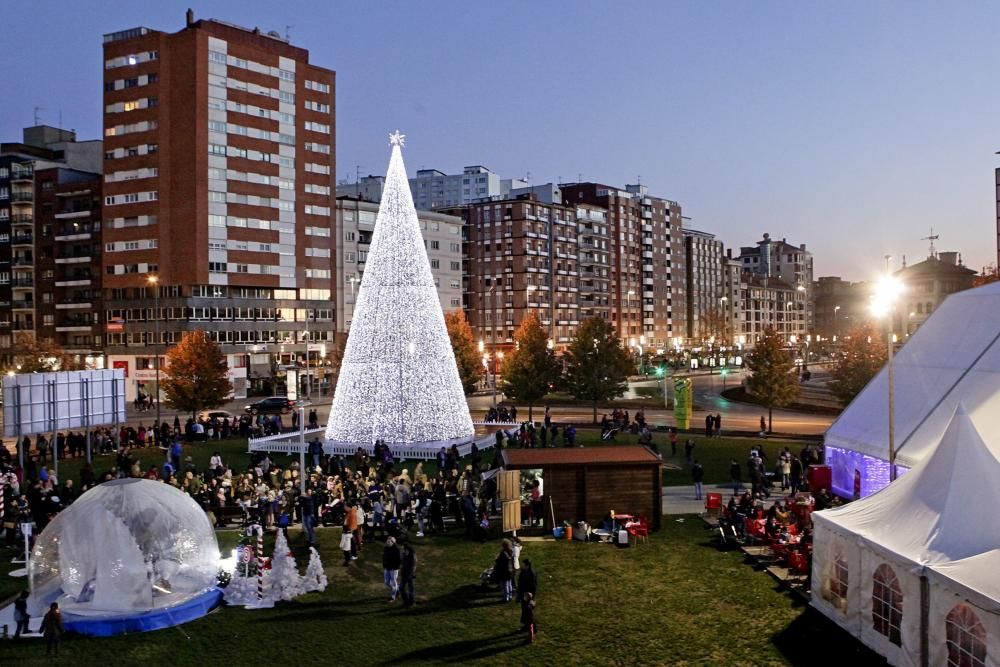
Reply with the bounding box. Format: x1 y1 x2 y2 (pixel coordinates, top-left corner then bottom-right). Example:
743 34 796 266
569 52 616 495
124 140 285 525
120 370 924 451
872 564 902 646
430 259 440 269
946 604 987 667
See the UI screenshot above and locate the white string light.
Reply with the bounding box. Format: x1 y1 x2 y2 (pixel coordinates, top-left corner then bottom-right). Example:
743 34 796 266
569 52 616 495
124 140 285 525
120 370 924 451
325 136 474 447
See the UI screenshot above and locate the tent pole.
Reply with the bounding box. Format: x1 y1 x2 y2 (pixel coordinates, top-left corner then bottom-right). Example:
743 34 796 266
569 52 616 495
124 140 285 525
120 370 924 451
920 574 929 667
887 331 896 481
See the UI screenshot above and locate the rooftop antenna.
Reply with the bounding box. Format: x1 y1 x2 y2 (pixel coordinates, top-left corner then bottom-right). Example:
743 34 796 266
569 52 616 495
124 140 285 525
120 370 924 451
920 227 939 258
33 106 45 126
285 25 292 41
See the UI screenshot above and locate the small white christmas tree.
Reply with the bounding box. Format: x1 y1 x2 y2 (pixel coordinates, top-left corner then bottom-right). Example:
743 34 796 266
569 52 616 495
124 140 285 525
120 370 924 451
265 531 303 601
301 546 328 593
325 131 474 447
223 573 262 607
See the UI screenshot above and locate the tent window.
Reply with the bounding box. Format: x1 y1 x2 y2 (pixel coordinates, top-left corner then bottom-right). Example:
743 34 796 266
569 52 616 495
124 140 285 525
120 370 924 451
872 563 902 646
946 603 987 667
825 552 849 611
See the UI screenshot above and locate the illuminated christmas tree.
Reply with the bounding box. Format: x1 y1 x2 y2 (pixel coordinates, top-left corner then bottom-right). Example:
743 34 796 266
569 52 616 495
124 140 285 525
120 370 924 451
326 132 474 447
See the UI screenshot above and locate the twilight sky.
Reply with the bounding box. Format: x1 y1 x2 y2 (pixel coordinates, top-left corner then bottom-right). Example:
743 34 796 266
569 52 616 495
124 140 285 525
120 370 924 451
3 1 998 279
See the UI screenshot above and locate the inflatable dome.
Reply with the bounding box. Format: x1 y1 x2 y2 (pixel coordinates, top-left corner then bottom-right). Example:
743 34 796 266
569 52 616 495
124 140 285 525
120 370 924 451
29 479 222 635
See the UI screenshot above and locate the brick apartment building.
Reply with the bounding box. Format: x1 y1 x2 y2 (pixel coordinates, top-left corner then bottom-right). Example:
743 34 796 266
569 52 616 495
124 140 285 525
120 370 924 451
561 182 685 350
101 11 336 400
0 126 104 368
448 194 580 351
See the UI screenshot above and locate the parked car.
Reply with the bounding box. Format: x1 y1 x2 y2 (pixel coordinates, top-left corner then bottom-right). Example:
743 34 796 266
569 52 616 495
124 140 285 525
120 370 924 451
245 397 294 416
198 409 235 422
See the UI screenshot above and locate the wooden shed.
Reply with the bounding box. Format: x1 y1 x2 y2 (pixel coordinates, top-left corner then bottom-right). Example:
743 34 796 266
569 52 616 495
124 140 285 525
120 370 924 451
501 446 663 531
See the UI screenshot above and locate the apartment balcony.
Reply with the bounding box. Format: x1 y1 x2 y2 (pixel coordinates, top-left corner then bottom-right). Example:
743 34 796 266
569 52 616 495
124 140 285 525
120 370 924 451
11 214 33 225
55 255 92 264
642 210 652 219
11 167 33 183
12 278 33 288
53 210 92 220
11 234 33 246
11 191 33 204
55 276 92 287
642 264 654 272
12 322 35 331
12 257 34 267
55 301 93 309
642 224 653 233
11 300 35 310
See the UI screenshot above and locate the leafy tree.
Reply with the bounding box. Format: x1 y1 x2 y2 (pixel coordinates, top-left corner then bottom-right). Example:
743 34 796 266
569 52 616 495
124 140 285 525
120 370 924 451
444 309 482 395
324 333 347 397
8 333 83 373
161 330 232 418
563 316 634 423
745 327 799 433
828 322 887 405
500 311 560 421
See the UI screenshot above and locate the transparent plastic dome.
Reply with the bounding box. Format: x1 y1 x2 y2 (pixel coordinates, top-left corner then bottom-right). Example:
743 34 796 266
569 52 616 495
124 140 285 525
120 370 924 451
29 479 220 615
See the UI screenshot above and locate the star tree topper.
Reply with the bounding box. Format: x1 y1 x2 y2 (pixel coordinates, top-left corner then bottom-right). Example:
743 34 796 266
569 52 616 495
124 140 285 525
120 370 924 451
389 130 406 147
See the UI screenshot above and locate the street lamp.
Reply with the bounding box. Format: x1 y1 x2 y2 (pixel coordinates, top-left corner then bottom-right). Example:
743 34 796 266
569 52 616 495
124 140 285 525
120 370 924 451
871 273 905 481
146 273 161 439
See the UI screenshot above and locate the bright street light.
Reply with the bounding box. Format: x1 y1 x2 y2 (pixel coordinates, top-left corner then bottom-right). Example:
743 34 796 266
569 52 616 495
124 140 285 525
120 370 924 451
870 271 905 483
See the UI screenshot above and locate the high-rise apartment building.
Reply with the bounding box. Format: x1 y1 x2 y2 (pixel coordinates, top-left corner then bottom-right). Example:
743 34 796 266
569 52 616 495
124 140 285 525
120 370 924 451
0 126 103 368
683 227 727 344
334 197 463 332
101 11 336 400
576 204 611 322
561 182 685 350
449 193 580 350
738 233 814 333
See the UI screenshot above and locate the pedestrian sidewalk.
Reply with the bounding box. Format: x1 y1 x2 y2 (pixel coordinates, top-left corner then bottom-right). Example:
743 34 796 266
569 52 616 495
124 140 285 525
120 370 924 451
662 483 733 515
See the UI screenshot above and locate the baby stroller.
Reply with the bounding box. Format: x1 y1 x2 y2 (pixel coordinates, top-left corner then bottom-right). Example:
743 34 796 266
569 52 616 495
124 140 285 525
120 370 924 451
320 498 346 527
480 566 496 590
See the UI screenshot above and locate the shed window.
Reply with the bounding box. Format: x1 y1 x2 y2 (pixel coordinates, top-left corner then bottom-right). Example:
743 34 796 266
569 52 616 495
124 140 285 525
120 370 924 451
825 552 849 611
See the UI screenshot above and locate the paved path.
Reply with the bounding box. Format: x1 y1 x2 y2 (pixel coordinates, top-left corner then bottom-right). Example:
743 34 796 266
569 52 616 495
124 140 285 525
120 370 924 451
662 483 737 515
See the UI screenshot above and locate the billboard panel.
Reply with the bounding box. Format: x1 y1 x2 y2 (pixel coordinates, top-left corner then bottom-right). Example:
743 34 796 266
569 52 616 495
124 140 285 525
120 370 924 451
2 369 126 437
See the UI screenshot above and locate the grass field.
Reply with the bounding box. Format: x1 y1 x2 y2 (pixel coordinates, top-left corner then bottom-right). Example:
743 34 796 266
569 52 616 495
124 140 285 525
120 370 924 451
0 515 880 666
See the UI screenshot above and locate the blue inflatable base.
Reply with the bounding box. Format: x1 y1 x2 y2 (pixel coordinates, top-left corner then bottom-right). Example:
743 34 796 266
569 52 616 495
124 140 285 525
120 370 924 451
63 588 223 637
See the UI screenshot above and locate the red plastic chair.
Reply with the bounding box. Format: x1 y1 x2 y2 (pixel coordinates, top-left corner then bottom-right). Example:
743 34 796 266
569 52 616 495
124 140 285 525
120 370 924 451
627 519 649 545
788 550 809 574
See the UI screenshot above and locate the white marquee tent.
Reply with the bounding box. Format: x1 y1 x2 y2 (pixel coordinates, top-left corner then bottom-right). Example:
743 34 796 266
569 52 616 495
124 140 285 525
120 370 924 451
823 281 1000 497
812 405 1000 666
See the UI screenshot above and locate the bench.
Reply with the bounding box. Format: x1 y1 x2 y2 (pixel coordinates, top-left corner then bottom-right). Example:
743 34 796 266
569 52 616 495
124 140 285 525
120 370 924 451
207 506 246 528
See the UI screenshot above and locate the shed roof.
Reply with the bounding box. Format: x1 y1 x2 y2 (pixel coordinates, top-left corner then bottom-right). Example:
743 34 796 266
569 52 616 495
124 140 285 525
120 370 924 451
502 446 661 468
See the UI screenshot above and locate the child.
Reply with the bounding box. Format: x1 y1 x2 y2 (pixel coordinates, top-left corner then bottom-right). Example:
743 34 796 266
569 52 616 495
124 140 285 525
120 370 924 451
340 529 353 566
40 602 63 656
520 591 536 641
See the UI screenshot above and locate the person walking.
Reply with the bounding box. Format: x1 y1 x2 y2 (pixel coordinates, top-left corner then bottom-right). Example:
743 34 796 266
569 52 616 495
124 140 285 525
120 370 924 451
299 488 317 546
13 590 31 638
714 413 722 438
692 460 705 500
344 500 359 560
520 592 537 638
705 414 713 437
40 602 64 656
729 458 742 494
340 528 354 566
400 544 417 608
495 539 516 602
382 536 401 602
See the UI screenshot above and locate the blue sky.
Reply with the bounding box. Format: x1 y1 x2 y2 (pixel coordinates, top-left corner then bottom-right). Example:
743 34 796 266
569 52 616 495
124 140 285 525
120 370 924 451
3 1 998 278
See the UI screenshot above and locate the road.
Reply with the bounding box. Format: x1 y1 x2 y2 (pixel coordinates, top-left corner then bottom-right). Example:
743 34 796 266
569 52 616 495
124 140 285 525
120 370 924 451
8 370 834 440
467 370 834 435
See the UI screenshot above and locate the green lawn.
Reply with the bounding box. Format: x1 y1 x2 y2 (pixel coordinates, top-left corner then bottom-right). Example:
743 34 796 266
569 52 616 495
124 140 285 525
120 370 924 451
569 430 811 486
0 516 880 665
